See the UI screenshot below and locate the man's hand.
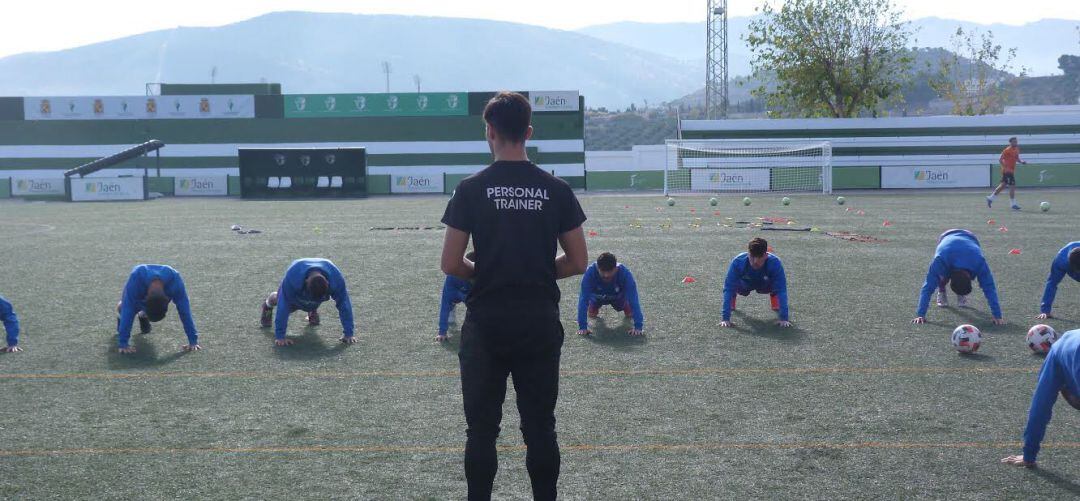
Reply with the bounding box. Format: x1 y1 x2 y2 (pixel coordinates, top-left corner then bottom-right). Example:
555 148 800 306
993 317 1006 326
181 344 202 351
777 320 792 328
2 345 23 353
275 339 294 347
340 336 358 344
719 320 733 328
118 346 137 354
435 332 450 342
628 328 643 336
1001 455 1035 468
912 317 926 324
577 329 591 336
1036 312 1051 320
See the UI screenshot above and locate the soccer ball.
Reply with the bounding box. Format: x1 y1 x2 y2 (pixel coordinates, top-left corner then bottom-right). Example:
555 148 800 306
836 196 846 205
782 197 791 206
742 197 752 206
951 324 982 354
1026 324 1058 354
709 197 718 206
666 198 675 207
1040 201 1050 212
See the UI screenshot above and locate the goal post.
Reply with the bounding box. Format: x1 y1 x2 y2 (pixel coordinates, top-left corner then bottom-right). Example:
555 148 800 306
664 140 833 195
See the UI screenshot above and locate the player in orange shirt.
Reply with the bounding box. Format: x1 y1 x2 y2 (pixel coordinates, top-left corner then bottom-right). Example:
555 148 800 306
987 137 1027 210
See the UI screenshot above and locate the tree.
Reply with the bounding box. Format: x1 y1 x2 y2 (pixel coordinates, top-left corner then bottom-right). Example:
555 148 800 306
928 27 1024 116
745 0 913 118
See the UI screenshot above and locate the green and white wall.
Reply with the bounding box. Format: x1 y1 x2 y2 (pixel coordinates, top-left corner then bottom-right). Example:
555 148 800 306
0 90 585 196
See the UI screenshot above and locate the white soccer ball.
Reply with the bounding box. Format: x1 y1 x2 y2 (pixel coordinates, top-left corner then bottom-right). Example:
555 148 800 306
666 197 676 207
836 196 846 205
1026 324 1058 354
709 197 718 206
951 324 982 354
782 197 791 206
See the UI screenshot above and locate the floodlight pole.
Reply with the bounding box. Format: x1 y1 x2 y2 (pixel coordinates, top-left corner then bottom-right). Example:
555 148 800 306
705 0 729 119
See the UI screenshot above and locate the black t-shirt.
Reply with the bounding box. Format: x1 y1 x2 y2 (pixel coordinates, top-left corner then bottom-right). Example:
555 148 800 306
442 161 587 317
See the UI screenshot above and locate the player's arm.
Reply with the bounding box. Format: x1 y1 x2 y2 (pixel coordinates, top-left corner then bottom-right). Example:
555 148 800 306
975 264 1004 322
440 227 474 280
437 279 455 335
116 272 142 349
721 260 739 324
556 227 588 280
771 259 790 324
328 271 355 341
0 298 19 348
624 270 645 331
1039 259 1067 317
167 276 199 348
576 270 594 332
1021 355 1064 465
914 259 943 322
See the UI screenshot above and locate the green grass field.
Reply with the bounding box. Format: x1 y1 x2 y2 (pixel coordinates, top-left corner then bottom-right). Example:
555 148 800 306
1 189 1079 499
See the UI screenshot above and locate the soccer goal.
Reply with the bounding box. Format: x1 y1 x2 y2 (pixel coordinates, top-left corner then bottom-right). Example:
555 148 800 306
664 140 833 195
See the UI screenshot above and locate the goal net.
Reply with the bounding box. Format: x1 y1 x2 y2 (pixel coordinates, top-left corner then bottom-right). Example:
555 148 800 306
664 140 832 195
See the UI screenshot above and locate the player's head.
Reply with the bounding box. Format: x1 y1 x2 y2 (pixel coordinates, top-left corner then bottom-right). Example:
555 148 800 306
465 251 477 262
144 284 169 322
949 270 973 296
483 91 533 147
1009 136 1018 147
1062 387 1080 411
1069 247 1080 273
748 238 768 269
596 252 618 280
305 272 330 298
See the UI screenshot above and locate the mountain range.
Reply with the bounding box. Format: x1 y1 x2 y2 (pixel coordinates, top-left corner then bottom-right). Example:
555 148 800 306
0 11 1075 109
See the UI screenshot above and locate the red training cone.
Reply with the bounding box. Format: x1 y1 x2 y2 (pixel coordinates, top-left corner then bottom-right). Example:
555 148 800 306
588 230 598 237
999 226 1008 232
987 219 995 225
882 220 892 227
682 276 697 284
1009 249 1022 255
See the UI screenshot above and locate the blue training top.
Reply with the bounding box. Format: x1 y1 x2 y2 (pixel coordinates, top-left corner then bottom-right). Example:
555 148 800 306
438 275 472 333
1023 329 1080 463
916 229 1001 318
117 264 197 348
0 295 19 347
275 258 354 340
1040 242 1080 314
722 252 789 321
576 263 644 330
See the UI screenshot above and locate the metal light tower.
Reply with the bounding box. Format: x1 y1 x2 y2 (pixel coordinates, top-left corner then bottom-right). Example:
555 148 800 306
705 0 729 119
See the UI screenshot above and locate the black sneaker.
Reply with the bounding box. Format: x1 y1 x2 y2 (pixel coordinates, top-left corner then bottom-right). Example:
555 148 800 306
260 304 273 328
138 314 152 334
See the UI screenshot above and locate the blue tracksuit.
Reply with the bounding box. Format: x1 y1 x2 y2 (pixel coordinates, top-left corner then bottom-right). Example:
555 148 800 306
117 265 197 348
916 229 1002 318
1023 329 1080 463
576 263 644 330
0 295 19 347
723 253 789 321
1040 242 1080 315
438 275 472 333
275 258 354 340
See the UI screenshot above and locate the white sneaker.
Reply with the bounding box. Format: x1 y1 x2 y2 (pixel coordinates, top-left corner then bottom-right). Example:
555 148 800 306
957 294 969 307
936 291 948 307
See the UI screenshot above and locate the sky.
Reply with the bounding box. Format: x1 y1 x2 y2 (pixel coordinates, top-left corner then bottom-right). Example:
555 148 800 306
0 0 1077 59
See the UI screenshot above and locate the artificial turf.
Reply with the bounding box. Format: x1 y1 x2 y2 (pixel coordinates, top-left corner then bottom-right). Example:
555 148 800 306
0 189 1078 499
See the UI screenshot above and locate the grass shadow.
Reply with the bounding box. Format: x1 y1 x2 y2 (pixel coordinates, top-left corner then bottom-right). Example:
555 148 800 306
581 317 647 350
262 323 349 360
105 331 189 370
1031 466 1080 497
731 310 805 343
956 351 996 362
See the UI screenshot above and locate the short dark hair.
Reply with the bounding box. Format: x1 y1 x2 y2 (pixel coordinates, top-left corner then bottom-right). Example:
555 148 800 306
1009 137 1018 143
145 290 169 322
465 251 477 262
483 92 531 144
306 272 329 298
949 270 973 296
1070 247 1080 273
748 238 768 258
597 252 617 272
